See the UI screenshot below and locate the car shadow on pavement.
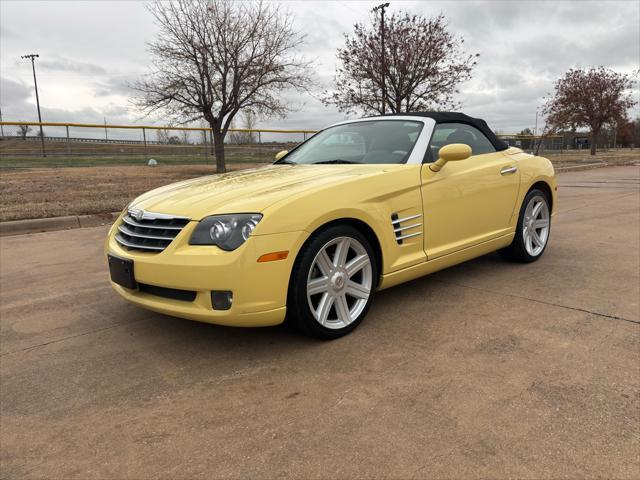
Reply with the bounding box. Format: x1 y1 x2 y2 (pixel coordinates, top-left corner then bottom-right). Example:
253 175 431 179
119 252 510 355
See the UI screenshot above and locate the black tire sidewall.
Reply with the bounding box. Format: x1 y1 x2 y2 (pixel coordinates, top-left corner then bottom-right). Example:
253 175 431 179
287 225 378 339
509 188 551 262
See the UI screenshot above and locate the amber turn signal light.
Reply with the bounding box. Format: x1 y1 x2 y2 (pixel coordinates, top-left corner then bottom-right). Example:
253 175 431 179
257 251 289 262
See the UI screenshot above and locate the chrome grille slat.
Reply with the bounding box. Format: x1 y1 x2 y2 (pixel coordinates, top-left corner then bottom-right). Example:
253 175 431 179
115 234 166 251
393 222 422 233
122 215 185 230
115 209 190 253
391 214 421 225
391 212 423 245
396 232 422 241
118 224 176 241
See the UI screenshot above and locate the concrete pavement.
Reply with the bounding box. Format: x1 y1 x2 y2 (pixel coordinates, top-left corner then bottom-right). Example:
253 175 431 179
1 166 639 479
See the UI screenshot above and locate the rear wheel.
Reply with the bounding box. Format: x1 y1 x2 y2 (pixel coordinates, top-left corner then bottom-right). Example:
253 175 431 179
499 188 551 262
287 225 377 339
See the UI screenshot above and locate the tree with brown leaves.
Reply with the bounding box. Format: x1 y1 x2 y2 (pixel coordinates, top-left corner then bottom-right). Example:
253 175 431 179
133 0 312 172
543 67 637 156
324 12 478 115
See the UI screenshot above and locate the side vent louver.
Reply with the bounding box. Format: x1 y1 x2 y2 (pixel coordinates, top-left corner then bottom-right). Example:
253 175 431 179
391 212 423 245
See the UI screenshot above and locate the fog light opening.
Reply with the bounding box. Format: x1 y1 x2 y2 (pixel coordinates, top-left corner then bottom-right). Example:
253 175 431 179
211 290 233 310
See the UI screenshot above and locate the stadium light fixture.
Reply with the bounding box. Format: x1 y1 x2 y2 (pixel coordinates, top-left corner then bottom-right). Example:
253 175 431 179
21 54 46 157
372 3 390 115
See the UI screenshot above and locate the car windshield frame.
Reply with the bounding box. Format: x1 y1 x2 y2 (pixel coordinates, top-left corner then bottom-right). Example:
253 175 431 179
276 119 429 166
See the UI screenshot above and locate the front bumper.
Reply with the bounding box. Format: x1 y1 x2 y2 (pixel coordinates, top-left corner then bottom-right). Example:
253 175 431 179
105 215 308 327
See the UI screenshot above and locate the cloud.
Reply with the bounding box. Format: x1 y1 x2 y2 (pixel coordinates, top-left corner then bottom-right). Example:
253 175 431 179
1 0 638 133
39 57 108 76
91 74 139 98
0 77 31 107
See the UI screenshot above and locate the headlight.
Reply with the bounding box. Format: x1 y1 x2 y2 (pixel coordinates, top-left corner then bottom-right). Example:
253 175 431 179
189 214 263 251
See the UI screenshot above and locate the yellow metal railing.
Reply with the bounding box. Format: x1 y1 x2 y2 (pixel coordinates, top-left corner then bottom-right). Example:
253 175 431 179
0 121 317 135
0 119 574 163
0 120 570 139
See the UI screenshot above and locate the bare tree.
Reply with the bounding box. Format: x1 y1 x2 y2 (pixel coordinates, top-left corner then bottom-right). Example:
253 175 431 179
543 67 637 155
17 124 32 140
228 111 257 144
324 12 478 115
156 126 172 144
133 0 311 172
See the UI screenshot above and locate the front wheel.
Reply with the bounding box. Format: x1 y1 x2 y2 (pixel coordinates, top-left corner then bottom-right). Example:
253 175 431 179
499 188 551 262
287 225 378 339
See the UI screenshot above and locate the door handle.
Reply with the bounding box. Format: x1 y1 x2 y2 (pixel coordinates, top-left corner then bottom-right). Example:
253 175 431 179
500 166 518 175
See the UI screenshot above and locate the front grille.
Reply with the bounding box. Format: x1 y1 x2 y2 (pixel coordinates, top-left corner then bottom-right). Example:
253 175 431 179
138 283 197 302
391 212 423 245
115 209 190 253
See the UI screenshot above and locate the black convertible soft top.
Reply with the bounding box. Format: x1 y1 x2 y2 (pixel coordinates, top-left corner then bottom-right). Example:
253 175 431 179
371 112 509 151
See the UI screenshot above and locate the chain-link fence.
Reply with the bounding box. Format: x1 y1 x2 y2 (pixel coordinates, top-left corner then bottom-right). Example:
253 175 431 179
0 122 314 167
0 121 634 167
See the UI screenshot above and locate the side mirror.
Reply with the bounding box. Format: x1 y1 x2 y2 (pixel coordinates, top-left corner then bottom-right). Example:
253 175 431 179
274 150 289 161
429 144 472 172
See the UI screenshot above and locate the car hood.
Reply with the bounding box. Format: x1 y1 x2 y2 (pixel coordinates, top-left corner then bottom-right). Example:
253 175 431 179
130 164 392 220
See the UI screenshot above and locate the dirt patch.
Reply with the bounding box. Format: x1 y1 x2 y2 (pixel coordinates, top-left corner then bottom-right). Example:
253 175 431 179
0 163 261 221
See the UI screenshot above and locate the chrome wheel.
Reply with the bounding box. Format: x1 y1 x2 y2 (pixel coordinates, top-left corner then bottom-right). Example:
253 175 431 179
306 236 373 329
523 195 550 256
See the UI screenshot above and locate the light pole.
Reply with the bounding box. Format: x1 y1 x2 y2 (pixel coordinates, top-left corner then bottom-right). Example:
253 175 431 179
372 3 390 115
21 54 46 157
534 106 539 152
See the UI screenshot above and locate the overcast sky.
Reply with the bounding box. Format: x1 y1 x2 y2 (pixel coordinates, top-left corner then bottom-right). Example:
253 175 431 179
1 0 639 138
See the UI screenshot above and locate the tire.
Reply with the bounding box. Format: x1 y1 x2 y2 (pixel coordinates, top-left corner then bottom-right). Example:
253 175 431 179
286 225 378 339
499 188 551 262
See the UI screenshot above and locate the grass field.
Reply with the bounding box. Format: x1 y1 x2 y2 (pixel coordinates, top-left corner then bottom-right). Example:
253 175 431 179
0 138 295 167
0 163 261 222
1 149 638 222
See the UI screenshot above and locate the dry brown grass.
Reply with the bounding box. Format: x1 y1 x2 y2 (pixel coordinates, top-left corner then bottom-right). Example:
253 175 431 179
544 149 640 166
0 163 261 222
1 149 638 222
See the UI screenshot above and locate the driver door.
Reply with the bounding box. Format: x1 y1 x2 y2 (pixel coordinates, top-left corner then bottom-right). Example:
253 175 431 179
421 122 520 259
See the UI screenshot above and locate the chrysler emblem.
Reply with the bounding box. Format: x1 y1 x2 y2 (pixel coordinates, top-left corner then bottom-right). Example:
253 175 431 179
129 208 145 222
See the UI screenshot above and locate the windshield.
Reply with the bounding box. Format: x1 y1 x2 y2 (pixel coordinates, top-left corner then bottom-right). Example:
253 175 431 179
280 120 424 165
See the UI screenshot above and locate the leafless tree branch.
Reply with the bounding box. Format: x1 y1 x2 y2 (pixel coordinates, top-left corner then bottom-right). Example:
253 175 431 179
131 0 313 172
323 12 478 115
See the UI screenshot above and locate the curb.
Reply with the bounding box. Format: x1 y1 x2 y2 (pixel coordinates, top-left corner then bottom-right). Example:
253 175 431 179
555 162 606 172
555 160 639 173
0 212 120 237
554 159 640 173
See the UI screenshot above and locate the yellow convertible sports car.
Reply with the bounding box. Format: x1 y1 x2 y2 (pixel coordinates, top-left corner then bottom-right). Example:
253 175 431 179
106 112 556 339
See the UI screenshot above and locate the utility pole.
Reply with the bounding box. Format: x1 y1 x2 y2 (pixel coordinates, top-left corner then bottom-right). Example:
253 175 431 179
372 3 390 115
0 106 4 138
104 117 108 141
21 54 46 157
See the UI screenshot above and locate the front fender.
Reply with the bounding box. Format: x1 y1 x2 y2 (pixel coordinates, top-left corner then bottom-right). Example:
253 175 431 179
517 155 557 214
257 165 427 275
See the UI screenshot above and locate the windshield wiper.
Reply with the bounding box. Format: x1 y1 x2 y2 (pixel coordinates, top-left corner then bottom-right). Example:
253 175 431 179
312 159 362 164
274 159 296 165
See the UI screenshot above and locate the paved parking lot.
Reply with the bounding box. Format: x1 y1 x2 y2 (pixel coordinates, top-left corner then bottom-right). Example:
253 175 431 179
1 166 639 479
